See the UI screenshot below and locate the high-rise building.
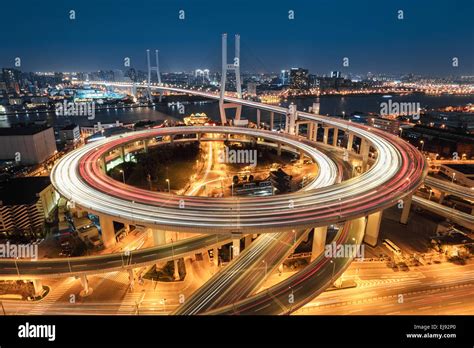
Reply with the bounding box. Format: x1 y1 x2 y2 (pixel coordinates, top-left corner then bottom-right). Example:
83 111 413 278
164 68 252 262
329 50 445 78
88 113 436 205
280 70 290 85
194 69 210 84
247 82 257 97
308 74 318 88
0 177 58 238
1 68 21 95
290 68 309 89
0 126 57 165
331 71 342 78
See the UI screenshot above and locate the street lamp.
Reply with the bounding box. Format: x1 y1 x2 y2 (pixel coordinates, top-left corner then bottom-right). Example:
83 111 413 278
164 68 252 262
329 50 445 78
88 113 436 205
166 179 170 194
419 140 424 152
399 127 403 137
292 229 296 244
429 189 433 201
451 172 456 183
119 169 125 184
330 259 336 282
231 182 234 197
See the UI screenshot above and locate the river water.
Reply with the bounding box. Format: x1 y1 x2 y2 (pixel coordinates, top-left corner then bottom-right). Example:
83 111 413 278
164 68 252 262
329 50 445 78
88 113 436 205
2 94 473 129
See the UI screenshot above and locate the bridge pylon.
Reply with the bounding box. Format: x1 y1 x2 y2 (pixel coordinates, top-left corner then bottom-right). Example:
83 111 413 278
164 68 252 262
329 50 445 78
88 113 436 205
146 49 162 102
219 33 243 125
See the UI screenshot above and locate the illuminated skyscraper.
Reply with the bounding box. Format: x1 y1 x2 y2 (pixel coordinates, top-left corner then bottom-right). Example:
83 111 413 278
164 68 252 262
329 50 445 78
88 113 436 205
290 68 309 89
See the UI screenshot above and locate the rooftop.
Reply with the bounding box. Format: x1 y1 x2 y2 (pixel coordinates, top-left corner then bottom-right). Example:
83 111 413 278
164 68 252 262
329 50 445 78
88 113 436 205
0 126 51 136
0 176 51 205
61 124 78 131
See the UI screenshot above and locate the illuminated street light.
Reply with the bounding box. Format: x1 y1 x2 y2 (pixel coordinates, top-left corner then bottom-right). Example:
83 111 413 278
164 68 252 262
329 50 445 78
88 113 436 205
429 189 433 201
119 169 125 184
419 140 424 152
451 172 456 183
166 178 170 194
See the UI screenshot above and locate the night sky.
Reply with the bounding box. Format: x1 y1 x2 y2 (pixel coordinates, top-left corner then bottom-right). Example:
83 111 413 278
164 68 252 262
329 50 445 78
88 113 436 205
2 0 473 75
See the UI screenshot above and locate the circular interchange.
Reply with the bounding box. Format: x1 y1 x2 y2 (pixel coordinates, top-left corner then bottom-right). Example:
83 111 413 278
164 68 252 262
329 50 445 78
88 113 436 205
53 126 337 233
52 97 427 234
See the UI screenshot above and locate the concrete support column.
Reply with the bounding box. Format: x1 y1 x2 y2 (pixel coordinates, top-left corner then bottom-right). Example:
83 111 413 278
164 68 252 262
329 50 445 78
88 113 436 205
288 105 297 135
360 139 370 172
143 139 149 153
277 142 282 156
439 192 446 204
231 238 240 259
312 123 318 141
219 102 226 125
323 127 329 144
173 259 180 280
347 133 354 151
213 247 219 266
197 133 202 141
311 226 328 262
332 128 339 147
99 215 116 248
270 112 274 130
256 109 261 128
235 105 242 121
400 194 413 225
244 235 252 249
99 156 106 174
32 279 44 297
80 275 91 296
120 146 125 161
307 123 314 140
151 229 167 246
364 211 383 247
170 135 174 145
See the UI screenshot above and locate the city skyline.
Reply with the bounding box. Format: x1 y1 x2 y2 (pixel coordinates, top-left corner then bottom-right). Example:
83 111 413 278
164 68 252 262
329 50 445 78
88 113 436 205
2 0 473 75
